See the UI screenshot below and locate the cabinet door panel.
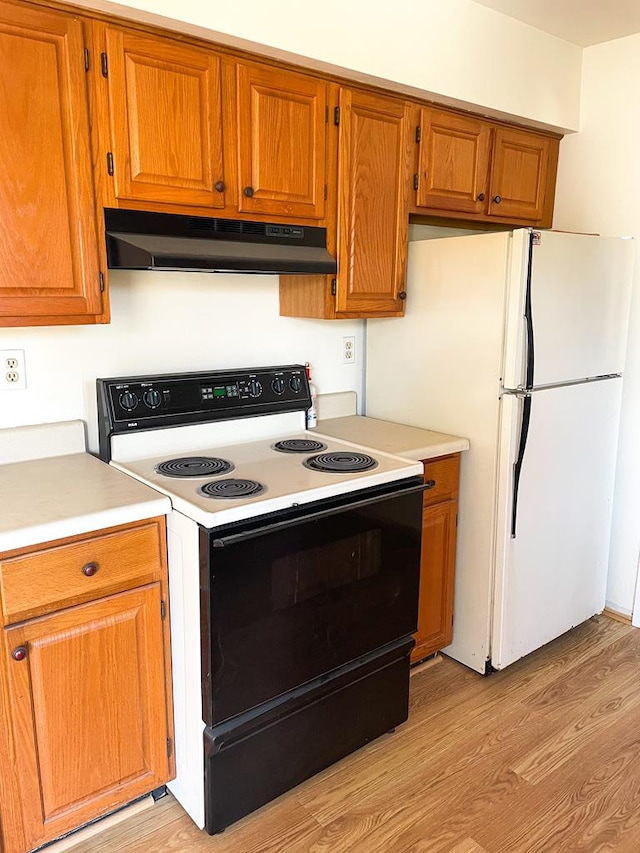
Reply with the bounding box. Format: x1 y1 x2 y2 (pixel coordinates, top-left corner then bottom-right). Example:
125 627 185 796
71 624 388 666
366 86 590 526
417 108 491 214
336 89 411 316
489 128 551 222
104 27 224 208
236 63 327 219
412 500 457 663
0 2 101 322
4 585 170 849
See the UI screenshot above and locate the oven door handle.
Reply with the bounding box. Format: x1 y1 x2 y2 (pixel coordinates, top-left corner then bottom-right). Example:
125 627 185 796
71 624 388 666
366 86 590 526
211 482 430 548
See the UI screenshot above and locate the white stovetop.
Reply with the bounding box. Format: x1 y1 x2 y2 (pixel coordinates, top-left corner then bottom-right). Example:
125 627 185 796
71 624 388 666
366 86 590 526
112 429 423 528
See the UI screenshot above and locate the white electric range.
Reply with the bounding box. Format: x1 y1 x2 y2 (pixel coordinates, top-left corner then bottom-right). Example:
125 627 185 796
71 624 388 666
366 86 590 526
97 365 425 833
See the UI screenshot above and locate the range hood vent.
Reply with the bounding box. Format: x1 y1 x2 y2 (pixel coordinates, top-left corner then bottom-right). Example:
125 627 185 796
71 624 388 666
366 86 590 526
104 208 337 275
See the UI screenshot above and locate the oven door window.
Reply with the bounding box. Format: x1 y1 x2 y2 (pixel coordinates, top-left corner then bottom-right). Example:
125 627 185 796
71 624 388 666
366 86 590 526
202 488 422 725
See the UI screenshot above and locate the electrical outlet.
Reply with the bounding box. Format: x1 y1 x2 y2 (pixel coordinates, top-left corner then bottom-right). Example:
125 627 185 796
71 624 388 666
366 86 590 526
1 349 26 390
342 336 356 365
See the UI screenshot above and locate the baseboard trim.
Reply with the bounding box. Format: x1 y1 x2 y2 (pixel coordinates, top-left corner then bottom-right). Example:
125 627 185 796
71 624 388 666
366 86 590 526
603 607 633 625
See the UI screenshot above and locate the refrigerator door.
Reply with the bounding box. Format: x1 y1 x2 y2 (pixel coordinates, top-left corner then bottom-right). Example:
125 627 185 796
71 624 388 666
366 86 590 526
502 231 634 389
492 378 623 669
367 231 512 673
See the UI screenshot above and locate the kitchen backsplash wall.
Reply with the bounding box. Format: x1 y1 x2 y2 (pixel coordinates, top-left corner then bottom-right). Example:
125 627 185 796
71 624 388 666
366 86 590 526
0 273 364 452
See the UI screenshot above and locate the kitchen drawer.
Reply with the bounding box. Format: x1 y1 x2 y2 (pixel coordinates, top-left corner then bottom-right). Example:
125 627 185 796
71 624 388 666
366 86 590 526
0 519 164 624
422 454 460 507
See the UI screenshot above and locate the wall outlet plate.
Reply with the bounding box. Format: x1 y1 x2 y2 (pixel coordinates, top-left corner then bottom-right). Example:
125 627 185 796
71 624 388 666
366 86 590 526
342 336 356 365
1 349 26 390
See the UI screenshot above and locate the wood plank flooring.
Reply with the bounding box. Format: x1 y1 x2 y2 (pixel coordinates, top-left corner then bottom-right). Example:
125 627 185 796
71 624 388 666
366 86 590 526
66 616 640 853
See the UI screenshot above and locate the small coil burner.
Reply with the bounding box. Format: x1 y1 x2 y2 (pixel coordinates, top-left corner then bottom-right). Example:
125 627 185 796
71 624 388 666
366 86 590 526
156 457 234 478
303 451 378 473
272 439 328 454
198 479 266 499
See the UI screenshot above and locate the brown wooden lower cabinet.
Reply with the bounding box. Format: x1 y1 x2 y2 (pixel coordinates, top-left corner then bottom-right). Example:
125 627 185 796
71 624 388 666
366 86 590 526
412 453 460 664
0 517 174 853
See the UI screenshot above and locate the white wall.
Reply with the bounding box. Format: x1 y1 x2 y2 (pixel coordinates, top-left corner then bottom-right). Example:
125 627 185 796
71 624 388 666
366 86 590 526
554 34 640 617
81 0 582 132
0 273 364 453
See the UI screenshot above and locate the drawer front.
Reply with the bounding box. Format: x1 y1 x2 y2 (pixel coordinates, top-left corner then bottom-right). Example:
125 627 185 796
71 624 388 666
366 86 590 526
0 521 163 624
422 454 460 507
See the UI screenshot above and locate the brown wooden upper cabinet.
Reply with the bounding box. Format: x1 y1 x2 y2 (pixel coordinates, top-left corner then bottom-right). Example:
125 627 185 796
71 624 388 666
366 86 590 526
416 108 492 215
96 24 226 210
415 106 560 226
0 1 104 327
334 89 413 316
234 62 328 220
279 87 413 319
488 127 553 222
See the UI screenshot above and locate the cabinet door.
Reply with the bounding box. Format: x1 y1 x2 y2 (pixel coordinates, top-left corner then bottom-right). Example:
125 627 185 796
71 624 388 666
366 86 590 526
335 89 412 316
236 62 327 220
0 2 102 324
416 107 492 214
488 127 551 222
4 585 171 850
412 500 458 664
103 26 225 209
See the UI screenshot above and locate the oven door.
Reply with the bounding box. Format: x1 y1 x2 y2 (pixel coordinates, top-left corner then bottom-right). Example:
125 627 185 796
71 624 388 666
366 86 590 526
200 477 424 725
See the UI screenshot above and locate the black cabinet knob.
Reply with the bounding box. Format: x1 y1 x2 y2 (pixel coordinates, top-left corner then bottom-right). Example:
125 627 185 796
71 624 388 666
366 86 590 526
477 193 486 202
12 646 27 662
425 479 436 489
243 186 254 198
82 562 99 577
214 181 225 193
493 195 502 204
398 291 407 300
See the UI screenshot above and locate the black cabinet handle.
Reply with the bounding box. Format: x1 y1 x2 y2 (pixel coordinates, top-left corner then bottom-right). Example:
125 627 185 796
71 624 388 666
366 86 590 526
493 195 502 204
82 562 99 577
425 479 436 489
214 181 225 193
398 291 407 300
12 646 27 662
243 186 254 198
477 193 485 201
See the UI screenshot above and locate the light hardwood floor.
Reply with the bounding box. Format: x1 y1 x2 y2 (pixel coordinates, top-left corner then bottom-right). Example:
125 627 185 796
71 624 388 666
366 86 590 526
66 615 640 853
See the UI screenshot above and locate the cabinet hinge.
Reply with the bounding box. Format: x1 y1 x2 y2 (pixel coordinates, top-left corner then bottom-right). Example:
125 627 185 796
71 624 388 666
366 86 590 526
456 512 458 527
84 47 90 72
324 184 328 201
334 106 340 126
99 271 105 293
413 174 419 192
331 279 337 297
100 52 108 78
166 737 173 758
106 152 114 176
161 599 166 621
415 125 421 144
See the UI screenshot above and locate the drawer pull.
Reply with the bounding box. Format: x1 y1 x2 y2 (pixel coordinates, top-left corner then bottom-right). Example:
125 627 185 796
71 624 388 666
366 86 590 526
425 479 436 489
12 646 27 662
82 562 99 577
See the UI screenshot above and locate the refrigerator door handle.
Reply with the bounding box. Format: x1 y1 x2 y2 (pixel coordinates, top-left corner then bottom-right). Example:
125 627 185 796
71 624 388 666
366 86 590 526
511 393 532 538
524 230 535 390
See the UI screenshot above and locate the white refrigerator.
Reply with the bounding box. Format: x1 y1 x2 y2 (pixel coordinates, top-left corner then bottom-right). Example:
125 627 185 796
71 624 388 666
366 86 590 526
366 229 634 674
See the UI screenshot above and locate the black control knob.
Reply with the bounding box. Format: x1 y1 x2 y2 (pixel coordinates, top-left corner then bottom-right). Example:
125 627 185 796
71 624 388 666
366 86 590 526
290 376 302 393
119 391 138 411
272 377 285 395
143 389 162 409
248 379 263 398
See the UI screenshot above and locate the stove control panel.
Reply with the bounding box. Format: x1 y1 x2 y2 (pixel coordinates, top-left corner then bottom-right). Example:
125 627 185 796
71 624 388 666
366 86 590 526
97 365 311 459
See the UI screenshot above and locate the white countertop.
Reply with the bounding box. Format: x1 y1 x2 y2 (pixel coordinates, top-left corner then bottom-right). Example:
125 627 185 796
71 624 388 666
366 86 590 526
315 415 469 461
0 452 171 553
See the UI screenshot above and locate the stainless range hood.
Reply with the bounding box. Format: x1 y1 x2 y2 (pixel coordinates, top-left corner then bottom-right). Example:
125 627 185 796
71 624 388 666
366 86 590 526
104 208 337 275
